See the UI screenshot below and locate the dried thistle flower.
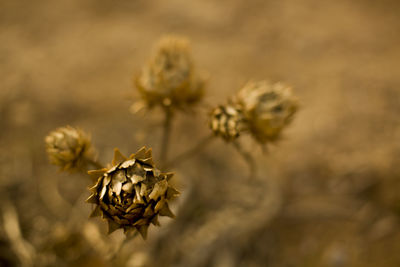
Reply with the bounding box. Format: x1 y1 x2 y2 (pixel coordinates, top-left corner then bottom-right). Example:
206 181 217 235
86 147 179 239
134 35 205 111
209 104 247 141
45 126 94 171
235 81 299 143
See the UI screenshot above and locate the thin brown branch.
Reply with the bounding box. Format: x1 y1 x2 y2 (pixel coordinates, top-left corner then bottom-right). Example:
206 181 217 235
232 141 257 180
108 232 139 261
85 157 104 170
160 107 174 166
167 135 215 168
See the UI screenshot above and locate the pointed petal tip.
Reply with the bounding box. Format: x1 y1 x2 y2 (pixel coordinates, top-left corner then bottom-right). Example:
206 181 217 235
164 172 174 180
89 206 102 218
151 215 160 226
123 226 136 237
145 147 153 158
88 183 98 192
166 186 180 199
136 225 148 240
112 148 127 166
107 220 120 234
86 194 97 204
135 146 147 159
159 203 175 218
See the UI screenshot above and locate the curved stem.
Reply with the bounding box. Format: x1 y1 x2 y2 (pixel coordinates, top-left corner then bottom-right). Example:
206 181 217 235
109 232 139 261
232 141 256 180
167 135 215 168
160 108 173 165
39 172 72 218
85 157 104 170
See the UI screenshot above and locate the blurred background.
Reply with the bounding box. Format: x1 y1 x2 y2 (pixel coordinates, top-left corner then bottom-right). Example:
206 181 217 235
1 0 400 266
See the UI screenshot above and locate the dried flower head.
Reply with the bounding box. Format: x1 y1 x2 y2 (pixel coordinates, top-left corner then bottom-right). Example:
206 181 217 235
134 35 205 110
86 147 179 239
45 126 93 171
235 81 298 143
209 104 247 141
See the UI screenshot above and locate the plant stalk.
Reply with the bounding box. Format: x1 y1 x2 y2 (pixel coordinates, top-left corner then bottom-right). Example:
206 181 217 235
233 141 256 179
160 107 173 165
85 157 104 170
167 135 215 167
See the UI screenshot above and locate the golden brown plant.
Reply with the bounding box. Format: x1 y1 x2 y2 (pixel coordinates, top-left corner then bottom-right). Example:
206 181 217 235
86 147 179 239
235 81 299 144
45 126 95 172
134 35 205 111
43 37 300 256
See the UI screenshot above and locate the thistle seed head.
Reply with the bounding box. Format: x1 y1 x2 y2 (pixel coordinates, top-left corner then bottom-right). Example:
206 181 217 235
45 126 93 171
135 35 205 110
235 81 299 143
209 104 247 141
86 147 179 239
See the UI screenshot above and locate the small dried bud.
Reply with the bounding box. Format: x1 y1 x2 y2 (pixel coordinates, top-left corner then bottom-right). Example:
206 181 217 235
86 147 179 239
236 81 298 143
135 35 205 110
209 104 247 141
45 126 93 171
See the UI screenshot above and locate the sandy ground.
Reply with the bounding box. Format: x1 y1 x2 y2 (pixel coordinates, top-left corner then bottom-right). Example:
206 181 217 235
1 0 400 266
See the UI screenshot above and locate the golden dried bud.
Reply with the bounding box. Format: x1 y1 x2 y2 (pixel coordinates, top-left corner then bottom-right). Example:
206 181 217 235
135 35 205 110
236 81 298 143
86 147 179 239
209 104 247 141
45 126 93 171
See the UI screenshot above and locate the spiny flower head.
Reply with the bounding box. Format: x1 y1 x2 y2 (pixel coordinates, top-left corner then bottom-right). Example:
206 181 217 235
209 104 247 141
235 81 299 143
45 126 93 171
134 35 205 111
86 147 179 239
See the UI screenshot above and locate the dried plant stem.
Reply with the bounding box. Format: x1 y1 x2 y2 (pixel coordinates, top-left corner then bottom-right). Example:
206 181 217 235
167 135 215 167
85 157 104 170
233 141 256 179
160 107 173 165
39 174 72 218
67 190 91 227
109 233 138 261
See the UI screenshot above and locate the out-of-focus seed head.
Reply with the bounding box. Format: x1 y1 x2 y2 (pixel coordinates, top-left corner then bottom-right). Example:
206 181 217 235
86 147 179 239
135 35 205 111
45 126 93 171
209 104 247 141
235 81 299 143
